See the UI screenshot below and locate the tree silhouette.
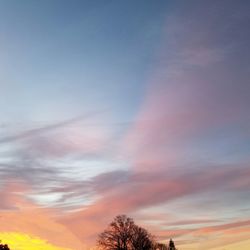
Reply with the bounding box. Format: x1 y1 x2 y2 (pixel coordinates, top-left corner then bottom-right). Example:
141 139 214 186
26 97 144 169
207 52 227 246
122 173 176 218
168 239 176 250
131 226 154 250
154 242 167 250
97 215 154 250
0 242 10 250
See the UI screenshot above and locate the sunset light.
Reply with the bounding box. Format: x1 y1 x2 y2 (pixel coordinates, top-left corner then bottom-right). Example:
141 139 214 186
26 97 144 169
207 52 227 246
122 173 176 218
0 0 249 249
0 233 70 250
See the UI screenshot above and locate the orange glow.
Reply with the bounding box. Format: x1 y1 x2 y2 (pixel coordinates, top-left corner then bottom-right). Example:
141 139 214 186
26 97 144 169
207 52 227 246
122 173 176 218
0 232 71 250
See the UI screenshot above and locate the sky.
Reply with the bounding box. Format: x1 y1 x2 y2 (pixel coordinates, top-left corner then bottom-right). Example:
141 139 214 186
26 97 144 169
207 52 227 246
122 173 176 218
0 0 250 249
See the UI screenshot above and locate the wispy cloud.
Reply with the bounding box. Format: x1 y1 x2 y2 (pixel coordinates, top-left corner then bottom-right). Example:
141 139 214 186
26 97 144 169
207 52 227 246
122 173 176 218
58 163 250 245
0 1 250 249
0 111 104 144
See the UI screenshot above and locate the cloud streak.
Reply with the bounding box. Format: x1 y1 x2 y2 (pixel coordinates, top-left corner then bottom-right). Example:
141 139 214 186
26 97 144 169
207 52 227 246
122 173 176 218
59 162 250 245
0 111 104 144
0 1 250 249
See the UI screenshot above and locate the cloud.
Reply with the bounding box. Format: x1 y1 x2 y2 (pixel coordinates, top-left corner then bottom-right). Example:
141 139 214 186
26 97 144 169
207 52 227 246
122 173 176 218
60 163 250 245
194 220 250 235
0 181 30 211
0 183 86 248
0 111 115 210
122 0 250 175
1 2 250 250
166 219 221 226
0 111 103 144
0 209 85 250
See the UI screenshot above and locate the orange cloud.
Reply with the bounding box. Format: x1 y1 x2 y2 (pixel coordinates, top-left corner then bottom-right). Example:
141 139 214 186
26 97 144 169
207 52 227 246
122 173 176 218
0 190 85 250
193 220 250 235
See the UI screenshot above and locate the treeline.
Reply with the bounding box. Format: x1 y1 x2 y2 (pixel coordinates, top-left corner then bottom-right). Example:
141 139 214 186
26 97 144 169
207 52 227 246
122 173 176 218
1 215 177 250
97 215 177 250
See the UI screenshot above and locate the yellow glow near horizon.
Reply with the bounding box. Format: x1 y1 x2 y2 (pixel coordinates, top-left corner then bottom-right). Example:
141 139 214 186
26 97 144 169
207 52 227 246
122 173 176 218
211 239 250 250
0 232 72 250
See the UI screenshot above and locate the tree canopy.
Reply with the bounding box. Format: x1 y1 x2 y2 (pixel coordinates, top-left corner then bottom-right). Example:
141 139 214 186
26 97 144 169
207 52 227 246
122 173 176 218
97 215 154 250
0 243 10 250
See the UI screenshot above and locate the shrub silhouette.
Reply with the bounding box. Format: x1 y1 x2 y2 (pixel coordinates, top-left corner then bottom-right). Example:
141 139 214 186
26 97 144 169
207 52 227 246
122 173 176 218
0 243 10 250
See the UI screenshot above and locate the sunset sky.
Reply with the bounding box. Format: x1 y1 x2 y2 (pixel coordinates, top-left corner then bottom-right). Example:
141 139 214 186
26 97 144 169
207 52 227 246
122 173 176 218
0 0 250 249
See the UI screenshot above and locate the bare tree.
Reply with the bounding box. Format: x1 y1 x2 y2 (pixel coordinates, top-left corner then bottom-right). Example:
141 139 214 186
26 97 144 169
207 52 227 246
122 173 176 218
97 215 154 250
154 242 167 250
97 215 134 250
131 225 154 250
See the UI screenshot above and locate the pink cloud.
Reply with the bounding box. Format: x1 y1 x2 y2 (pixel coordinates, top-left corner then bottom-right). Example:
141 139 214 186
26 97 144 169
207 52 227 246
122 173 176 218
122 1 250 174
0 186 85 250
194 220 250 235
59 163 250 246
24 125 109 159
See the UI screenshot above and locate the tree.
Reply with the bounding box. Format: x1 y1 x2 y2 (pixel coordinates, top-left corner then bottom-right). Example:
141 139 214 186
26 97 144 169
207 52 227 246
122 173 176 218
0 243 10 250
97 215 154 250
131 226 154 250
168 239 176 250
154 242 167 250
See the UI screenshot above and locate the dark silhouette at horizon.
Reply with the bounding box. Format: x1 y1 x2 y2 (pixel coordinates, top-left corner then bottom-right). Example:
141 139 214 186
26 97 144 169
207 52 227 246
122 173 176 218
0 242 10 250
97 214 177 250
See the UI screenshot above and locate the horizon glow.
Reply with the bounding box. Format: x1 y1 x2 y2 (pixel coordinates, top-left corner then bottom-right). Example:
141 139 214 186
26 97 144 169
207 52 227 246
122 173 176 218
0 1 249 249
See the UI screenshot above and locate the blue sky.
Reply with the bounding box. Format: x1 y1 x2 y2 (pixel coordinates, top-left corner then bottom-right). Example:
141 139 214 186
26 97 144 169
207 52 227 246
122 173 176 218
0 0 169 123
